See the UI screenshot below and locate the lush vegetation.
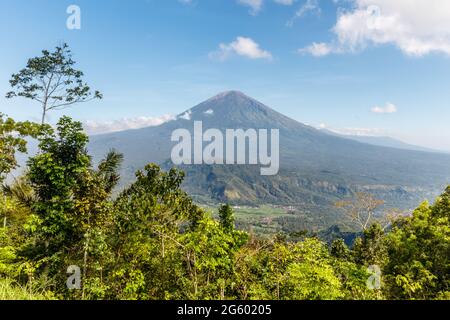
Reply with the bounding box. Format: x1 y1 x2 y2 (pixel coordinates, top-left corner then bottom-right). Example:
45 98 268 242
0 115 449 300
1 44 448 300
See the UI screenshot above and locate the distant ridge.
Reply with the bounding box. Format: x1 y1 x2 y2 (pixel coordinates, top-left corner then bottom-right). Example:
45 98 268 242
89 91 450 228
320 129 444 154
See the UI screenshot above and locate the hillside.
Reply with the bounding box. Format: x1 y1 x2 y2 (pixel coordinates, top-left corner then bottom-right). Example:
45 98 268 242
89 91 450 229
321 129 442 153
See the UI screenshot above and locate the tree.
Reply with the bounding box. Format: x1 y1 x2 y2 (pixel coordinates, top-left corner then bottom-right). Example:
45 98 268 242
280 239 344 300
96 150 124 194
384 187 450 299
330 253 381 300
0 113 42 183
330 239 351 261
336 193 385 231
218 204 234 232
182 205 248 299
3 176 37 209
182 217 247 299
235 238 344 300
27 117 91 248
107 164 204 300
23 116 120 298
352 223 388 266
6 43 102 124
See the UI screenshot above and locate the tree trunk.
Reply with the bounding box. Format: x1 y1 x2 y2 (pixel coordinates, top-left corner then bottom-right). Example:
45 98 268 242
2 195 6 228
82 241 88 299
41 108 46 125
82 224 90 300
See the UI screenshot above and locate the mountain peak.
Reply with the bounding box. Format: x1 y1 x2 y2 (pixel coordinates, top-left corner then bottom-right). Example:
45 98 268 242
218 90 245 96
188 90 273 122
206 90 251 102
178 90 308 132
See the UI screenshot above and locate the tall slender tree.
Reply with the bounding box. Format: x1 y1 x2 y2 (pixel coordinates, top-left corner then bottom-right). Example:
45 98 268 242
6 43 102 124
335 193 385 231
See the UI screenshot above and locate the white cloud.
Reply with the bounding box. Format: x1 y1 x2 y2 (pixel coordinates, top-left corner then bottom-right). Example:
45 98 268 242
333 127 385 136
274 0 296 5
237 0 263 15
238 0 303 15
371 102 398 114
298 42 333 56
210 37 273 61
301 0 450 57
287 0 320 26
179 110 192 120
84 114 175 135
183 0 303 16
317 123 385 136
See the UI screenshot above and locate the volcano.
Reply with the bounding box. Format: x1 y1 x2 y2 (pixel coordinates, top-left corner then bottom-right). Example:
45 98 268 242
88 91 450 228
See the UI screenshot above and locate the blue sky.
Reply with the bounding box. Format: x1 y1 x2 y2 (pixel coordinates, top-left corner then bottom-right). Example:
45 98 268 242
1 0 450 151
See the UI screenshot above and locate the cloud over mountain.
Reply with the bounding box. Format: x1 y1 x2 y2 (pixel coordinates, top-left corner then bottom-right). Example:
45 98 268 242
302 0 450 57
371 102 397 114
84 114 175 135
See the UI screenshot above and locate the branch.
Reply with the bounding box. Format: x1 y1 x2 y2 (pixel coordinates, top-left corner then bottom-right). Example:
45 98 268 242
47 73 64 98
42 72 55 110
363 208 372 230
153 230 186 250
47 99 82 110
48 96 98 110
32 96 45 104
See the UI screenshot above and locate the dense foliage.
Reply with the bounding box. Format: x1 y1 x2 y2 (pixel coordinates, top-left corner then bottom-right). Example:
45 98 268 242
6 43 102 124
0 116 449 300
0 113 42 183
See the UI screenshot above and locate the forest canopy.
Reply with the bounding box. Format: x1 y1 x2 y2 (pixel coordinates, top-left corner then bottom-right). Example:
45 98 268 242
0 115 449 300
1 44 448 300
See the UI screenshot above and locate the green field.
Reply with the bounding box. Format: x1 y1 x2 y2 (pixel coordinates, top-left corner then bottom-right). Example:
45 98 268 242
201 204 296 235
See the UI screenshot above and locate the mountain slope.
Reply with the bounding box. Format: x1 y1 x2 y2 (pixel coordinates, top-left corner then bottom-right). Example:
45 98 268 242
89 91 450 228
321 129 442 153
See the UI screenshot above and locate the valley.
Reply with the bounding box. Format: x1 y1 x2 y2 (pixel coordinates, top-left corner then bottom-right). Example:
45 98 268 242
89 91 450 233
